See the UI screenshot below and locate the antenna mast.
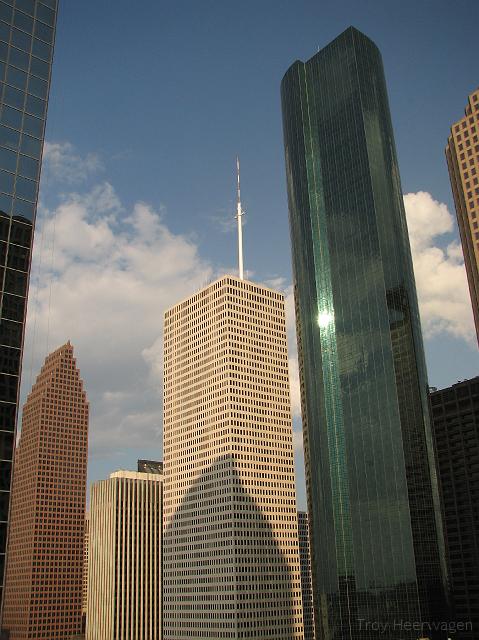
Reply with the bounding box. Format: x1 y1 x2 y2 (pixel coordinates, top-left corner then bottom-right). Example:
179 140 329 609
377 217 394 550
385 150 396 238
236 156 244 280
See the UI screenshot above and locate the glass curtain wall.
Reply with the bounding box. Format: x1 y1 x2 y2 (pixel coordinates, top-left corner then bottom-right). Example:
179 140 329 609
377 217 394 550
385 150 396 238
281 27 448 640
0 0 58 610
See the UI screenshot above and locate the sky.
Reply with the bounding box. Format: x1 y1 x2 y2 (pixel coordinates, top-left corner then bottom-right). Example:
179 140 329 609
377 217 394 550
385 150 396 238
19 0 479 510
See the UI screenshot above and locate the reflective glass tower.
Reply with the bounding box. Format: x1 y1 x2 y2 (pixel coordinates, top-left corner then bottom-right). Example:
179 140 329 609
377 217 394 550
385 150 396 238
0 0 58 609
281 27 448 640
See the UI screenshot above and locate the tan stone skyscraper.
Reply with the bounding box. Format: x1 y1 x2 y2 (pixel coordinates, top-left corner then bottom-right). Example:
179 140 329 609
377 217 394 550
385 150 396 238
86 467 163 640
163 275 303 640
446 87 479 344
2 342 88 639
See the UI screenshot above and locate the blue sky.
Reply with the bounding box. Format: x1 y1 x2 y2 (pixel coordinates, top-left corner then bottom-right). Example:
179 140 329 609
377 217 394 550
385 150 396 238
20 0 478 508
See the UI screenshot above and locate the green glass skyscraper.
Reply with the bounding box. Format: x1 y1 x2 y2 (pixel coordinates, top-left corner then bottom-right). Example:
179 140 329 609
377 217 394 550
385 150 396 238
0 0 58 613
281 28 448 640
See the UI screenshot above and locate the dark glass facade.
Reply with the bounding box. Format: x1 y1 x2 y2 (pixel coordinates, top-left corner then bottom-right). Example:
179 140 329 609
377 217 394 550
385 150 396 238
430 379 479 640
0 0 58 611
281 27 448 640
298 512 315 640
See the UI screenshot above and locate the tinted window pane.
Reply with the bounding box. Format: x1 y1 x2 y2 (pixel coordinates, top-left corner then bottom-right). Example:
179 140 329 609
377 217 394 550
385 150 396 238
6 242 29 269
0 193 12 216
8 46 28 70
0 318 22 348
0 343 20 373
0 170 14 194
0 240 6 263
4 268 27 296
29 55 48 79
40 0 57 9
20 133 40 158
0 147 17 172
18 154 37 179
34 20 52 43
0 373 18 401
6 64 26 89
0 41 7 61
0 432 13 461
11 27 31 52
9 218 31 246
0 214 8 239
0 522 7 547
5 65 26 91
1 105 22 129
0 124 19 149
25 93 45 117
13 10 33 33
31 37 51 61
22 113 42 138
14 0 34 15
27 74 46 98
0 459 11 489
0 193 11 215
0 60 5 81
14 175 36 201
0 5 12 22
3 85 24 109
0 21 10 43
36 3 54 26
12 197 34 220
0 494 10 523
1 293 26 321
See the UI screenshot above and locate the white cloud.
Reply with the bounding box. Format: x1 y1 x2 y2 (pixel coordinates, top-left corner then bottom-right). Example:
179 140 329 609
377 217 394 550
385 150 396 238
42 141 103 184
23 181 214 458
403 191 475 342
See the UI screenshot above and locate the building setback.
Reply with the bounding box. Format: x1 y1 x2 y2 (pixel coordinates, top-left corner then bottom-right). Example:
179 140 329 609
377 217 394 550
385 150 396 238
430 379 479 640
445 88 479 346
0 0 58 609
163 275 303 640
298 512 314 640
281 26 448 640
86 467 163 640
2 342 88 639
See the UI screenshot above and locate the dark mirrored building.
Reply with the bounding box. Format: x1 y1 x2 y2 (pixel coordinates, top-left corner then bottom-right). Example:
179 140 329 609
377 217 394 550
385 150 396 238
430 379 479 640
0 0 58 611
281 27 448 639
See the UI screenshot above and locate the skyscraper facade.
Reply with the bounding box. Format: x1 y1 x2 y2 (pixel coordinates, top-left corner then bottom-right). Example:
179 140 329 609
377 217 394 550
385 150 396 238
446 88 479 345
82 515 89 629
0 0 58 606
163 275 303 640
430 379 479 640
297 512 314 640
86 467 163 640
281 27 448 640
2 342 88 639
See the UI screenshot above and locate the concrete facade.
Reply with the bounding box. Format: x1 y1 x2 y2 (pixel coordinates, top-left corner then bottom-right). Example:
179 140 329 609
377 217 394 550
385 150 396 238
86 468 163 640
163 275 303 640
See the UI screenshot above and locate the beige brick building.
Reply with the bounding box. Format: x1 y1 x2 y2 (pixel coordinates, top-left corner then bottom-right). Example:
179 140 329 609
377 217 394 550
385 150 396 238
2 342 88 639
86 468 163 640
163 275 303 640
82 515 89 622
446 87 479 344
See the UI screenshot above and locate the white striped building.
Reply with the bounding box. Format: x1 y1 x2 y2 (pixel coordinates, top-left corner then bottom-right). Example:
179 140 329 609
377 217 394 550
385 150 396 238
163 275 304 640
86 468 163 640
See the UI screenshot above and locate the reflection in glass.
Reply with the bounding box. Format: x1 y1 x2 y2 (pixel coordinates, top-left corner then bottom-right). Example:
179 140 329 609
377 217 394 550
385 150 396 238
6 243 29 270
0 147 17 173
281 26 449 640
1 293 26 322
